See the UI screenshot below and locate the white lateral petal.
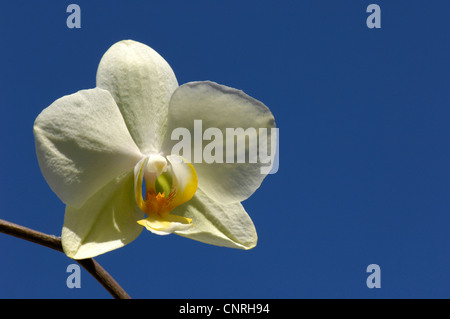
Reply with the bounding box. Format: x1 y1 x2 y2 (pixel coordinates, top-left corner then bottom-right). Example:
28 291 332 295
34 88 143 208
172 188 257 250
96 40 179 154
162 81 276 204
62 170 144 259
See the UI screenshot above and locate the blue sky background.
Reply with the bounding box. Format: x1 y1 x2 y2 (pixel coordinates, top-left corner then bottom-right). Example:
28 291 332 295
0 1 448 299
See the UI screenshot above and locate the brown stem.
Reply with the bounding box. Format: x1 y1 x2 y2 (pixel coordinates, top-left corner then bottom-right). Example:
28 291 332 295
0 218 131 299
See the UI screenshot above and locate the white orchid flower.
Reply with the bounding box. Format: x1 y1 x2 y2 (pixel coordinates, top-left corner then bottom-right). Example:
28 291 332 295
33 40 276 259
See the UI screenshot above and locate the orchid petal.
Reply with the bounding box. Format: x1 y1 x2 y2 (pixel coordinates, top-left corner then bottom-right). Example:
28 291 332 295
96 40 178 154
172 188 257 250
62 170 144 259
162 81 276 205
34 88 143 208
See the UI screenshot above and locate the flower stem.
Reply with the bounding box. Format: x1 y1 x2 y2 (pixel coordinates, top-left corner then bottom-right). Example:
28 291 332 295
0 218 130 299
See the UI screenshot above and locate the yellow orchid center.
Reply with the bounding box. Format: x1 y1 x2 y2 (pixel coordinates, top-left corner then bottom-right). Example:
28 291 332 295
135 154 198 235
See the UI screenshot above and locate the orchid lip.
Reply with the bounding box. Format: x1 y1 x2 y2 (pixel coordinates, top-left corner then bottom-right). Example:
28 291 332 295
134 154 198 235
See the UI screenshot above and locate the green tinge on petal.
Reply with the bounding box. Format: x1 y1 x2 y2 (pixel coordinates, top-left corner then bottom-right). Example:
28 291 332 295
155 172 173 196
172 187 257 250
62 170 144 259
